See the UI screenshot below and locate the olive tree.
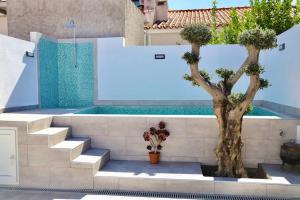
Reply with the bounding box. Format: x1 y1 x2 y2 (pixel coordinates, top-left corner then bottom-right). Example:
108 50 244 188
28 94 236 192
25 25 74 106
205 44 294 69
181 24 277 178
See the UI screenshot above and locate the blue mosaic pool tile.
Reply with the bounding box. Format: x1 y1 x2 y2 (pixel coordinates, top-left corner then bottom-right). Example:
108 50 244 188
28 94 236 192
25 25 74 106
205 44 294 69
57 42 94 108
39 38 94 108
38 38 59 108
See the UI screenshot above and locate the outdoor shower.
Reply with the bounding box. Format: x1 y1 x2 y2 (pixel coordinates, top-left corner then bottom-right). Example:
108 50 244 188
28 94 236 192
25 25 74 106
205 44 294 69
65 20 77 68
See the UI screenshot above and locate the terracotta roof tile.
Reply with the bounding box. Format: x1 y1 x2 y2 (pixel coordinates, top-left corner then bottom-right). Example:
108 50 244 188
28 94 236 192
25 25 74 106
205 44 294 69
145 6 250 30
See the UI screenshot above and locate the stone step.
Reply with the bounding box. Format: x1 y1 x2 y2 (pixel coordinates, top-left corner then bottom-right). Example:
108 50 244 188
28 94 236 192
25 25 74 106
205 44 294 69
51 137 91 161
93 161 210 193
0 114 53 133
28 127 70 146
27 116 53 133
72 148 110 174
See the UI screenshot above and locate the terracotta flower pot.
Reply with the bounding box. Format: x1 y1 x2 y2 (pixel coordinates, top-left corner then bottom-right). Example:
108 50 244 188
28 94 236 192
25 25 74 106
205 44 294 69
149 152 160 164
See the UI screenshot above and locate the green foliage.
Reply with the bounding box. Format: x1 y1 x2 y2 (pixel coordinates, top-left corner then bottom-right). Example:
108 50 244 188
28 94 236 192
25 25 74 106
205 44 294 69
183 74 192 81
182 52 199 64
295 0 300 24
250 0 296 35
245 104 254 114
242 10 257 30
238 27 277 49
228 93 245 106
259 78 271 89
245 64 265 76
199 70 211 81
183 70 211 87
183 74 200 87
211 0 300 44
216 68 235 81
222 9 243 44
180 24 212 46
228 93 253 114
210 0 220 44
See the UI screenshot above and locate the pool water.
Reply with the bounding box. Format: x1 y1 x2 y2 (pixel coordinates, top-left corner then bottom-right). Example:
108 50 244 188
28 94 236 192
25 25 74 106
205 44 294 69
76 106 278 116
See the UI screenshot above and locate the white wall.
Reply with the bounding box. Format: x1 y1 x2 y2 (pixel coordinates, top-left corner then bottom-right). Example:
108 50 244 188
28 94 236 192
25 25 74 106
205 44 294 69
261 24 300 109
97 37 264 101
0 34 38 110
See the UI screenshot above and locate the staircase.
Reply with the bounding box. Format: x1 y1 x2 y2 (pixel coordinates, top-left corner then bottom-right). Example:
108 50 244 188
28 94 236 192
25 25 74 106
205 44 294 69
20 115 110 189
22 115 207 193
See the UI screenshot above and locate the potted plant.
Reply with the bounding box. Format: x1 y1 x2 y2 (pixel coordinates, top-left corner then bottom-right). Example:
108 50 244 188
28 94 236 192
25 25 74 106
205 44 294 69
143 121 170 164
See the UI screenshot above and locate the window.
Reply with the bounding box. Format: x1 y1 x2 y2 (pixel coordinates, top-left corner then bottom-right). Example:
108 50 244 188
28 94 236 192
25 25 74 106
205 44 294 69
158 1 166 6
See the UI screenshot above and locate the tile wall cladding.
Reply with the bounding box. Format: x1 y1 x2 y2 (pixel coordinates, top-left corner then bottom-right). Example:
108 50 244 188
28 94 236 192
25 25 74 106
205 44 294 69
39 37 94 108
53 115 299 167
57 42 94 108
38 38 58 108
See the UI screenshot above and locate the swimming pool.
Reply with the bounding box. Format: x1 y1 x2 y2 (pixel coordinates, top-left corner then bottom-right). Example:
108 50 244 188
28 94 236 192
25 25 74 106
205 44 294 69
76 105 278 116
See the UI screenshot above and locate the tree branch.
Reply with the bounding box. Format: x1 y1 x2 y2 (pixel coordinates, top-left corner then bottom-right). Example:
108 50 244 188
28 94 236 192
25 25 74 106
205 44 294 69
189 43 225 99
228 45 260 87
236 75 261 116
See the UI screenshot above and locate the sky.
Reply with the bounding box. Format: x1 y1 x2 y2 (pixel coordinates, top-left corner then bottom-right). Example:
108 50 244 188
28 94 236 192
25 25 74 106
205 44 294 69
168 0 251 10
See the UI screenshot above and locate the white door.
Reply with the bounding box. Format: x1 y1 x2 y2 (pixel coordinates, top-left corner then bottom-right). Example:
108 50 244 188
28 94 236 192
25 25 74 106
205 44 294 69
0 128 18 184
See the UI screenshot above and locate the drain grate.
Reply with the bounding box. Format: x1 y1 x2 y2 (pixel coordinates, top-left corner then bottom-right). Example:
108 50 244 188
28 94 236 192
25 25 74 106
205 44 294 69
0 187 296 200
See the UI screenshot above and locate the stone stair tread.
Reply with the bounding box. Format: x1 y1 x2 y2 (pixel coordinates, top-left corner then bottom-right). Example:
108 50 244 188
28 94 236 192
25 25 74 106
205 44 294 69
95 160 204 180
29 127 68 135
0 113 52 122
51 137 90 149
72 148 109 165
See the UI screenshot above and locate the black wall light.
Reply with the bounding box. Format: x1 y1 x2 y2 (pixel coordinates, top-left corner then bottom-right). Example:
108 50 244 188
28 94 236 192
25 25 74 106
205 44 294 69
26 51 35 58
155 54 165 59
279 43 285 51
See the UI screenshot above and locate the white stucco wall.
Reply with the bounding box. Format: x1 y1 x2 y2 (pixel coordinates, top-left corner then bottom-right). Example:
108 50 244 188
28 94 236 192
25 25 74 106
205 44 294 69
261 24 300 109
97 37 264 101
0 34 38 110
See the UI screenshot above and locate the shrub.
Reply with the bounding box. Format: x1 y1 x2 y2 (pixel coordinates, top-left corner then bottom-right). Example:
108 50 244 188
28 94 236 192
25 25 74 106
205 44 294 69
180 24 212 46
238 28 277 49
182 52 199 64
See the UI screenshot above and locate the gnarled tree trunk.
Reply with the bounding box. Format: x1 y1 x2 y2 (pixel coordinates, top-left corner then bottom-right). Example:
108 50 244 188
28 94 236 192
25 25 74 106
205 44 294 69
214 100 247 177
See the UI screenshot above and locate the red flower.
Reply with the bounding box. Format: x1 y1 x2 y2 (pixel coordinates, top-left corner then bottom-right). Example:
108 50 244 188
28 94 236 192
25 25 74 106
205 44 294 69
149 127 156 135
159 133 167 141
158 121 166 129
143 131 150 141
164 130 170 137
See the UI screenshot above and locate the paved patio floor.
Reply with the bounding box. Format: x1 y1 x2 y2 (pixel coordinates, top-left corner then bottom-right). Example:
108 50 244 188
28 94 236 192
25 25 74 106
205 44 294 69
0 189 85 200
0 189 193 200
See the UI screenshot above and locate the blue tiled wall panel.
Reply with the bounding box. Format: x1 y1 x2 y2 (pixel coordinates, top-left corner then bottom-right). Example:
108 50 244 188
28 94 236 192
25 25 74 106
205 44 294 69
38 38 59 108
39 38 94 108
57 43 94 108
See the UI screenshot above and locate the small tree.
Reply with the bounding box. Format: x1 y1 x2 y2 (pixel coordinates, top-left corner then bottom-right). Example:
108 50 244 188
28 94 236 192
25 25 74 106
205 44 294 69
210 0 220 44
222 9 244 44
211 0 300 44
181 24 277 178
250 0 296 35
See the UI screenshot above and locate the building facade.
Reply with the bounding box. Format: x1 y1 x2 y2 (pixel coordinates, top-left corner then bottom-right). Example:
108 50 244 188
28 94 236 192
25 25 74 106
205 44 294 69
144 7 250 45
7 0 144 45
0 0 7 35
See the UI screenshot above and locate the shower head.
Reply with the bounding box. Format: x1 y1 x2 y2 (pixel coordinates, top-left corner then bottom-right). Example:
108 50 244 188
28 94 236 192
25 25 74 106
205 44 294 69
65 20 76 29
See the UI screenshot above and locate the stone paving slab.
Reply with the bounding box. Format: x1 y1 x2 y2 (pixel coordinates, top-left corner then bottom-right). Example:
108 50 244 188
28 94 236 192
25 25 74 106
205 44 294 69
96 160 205 180
262 164 300 185
0 189 84 200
